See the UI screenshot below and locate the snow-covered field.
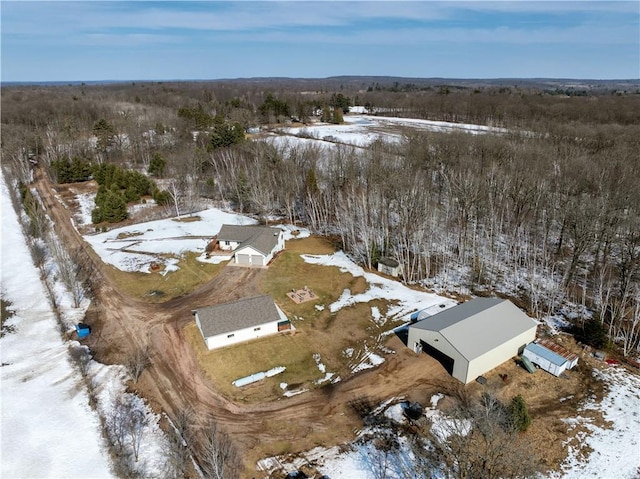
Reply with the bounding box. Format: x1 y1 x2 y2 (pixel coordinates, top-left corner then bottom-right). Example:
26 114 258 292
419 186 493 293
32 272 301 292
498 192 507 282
267 111 509 151
83 208 309 274
1 174 174 478
1 175 113 478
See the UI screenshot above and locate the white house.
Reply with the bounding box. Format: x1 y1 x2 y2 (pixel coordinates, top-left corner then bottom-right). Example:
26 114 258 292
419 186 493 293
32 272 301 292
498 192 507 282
522 338 578 377
408 298 537 384
193 295 291 350
216 225 285 267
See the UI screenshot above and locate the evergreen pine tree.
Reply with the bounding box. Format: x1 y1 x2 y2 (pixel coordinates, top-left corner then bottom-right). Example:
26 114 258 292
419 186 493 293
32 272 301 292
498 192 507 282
510 394 531 432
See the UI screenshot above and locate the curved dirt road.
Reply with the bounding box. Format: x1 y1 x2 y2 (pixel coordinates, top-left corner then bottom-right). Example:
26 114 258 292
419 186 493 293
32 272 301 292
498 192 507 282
33 167 451 476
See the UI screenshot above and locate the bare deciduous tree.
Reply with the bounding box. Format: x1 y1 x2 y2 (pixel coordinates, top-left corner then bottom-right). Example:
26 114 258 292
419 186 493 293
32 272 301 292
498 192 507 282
126 346 151 384
190 419 242 479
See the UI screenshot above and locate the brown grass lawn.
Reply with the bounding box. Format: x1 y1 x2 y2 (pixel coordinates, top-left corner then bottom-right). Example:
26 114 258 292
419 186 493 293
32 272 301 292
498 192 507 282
184 322 320 402
187 236 406 403
107 252 225 302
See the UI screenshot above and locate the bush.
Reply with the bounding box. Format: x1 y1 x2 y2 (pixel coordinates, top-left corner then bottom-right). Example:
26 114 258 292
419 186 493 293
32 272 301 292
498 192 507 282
51 156 92 184
153 188 171 206
571 318 609 349
509 394 531 432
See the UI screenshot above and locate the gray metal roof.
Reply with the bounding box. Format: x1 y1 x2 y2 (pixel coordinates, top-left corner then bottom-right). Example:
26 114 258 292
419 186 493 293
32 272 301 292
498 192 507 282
411 298 537 361
194 295 283 338
217 225 281 256
524 342 569 367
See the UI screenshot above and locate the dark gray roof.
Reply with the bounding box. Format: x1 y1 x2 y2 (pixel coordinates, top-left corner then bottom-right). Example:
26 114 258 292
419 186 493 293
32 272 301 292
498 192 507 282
379 257 399 267
411 298 537 361
217 225 281 256
194 295 284 338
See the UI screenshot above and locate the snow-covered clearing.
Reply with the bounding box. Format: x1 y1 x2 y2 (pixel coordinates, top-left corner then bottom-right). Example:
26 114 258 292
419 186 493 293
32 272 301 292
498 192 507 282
301 251 457 321
1 175 113 478
2 174 174 479
82 207 309 273
552 366 640 479
269 112 509 150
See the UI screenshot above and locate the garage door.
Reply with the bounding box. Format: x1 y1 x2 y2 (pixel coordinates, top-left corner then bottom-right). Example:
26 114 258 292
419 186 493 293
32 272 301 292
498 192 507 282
250 255 264 266
420 340 455 375
236 254 251 265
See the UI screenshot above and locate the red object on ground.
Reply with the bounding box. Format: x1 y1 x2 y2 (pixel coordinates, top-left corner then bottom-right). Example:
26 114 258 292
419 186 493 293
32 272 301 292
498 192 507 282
605 359 619 365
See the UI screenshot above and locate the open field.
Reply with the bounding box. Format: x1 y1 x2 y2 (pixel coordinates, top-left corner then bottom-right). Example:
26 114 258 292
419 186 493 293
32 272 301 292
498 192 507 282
185 236 409 403
106 252 225 302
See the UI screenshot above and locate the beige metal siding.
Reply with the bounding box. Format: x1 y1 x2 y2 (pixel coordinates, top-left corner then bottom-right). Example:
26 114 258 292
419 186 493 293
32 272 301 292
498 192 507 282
465 328 536 383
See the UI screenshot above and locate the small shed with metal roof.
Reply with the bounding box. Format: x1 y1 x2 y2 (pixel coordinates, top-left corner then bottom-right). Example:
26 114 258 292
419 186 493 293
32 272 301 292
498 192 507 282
408 298 537 384
193 295 291 350
377 257 402 277
522 338 578 376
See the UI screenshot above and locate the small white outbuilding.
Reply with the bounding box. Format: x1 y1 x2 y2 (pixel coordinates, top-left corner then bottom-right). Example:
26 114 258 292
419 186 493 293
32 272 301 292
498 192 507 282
522 338 578 377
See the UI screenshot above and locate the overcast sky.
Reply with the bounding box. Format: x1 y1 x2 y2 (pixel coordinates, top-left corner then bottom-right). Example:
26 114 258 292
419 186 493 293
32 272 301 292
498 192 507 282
1 1 638 82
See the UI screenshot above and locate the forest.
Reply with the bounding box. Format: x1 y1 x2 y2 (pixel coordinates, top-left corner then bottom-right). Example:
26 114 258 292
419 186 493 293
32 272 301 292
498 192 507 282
2 78 639 359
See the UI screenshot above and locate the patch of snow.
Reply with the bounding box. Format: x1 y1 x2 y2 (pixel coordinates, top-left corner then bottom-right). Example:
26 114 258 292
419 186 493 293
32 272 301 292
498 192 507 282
72 189 97 226
313 353 336 384
278 223 311 240
371 306 386 326
315 372 336 385
315 304 325 311
543 314 572 334
343 348 355 358
280 382 288 390
552 367 640 479
430 393 445 408
301 252 455 321
283 388 308 397
352 347 385 373
384 403 407 423
197 253 233 265
313 353 327 373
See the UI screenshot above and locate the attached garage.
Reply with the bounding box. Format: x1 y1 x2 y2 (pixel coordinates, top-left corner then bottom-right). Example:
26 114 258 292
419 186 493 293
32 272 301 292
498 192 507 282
408 298 537 384
216 225 285 268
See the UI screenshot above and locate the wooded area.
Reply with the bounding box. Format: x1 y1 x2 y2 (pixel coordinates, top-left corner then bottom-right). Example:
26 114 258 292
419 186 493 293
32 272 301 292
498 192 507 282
2 78 639 358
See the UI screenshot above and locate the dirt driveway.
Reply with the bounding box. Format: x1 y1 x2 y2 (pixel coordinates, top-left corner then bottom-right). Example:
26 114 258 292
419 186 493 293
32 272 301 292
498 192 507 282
33 168 455 476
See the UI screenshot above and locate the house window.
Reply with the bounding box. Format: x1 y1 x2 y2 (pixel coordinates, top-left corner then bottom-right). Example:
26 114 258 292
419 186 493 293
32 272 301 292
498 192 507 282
227 333 235 338
254 327 261 331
